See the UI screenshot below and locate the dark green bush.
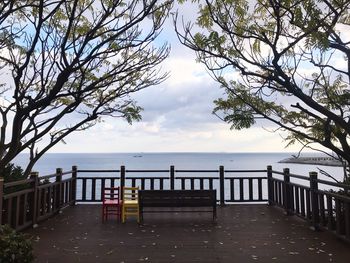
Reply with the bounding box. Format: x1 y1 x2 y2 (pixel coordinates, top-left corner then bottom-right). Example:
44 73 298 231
0 224 34 263
1 164 26 183
1 163 29 194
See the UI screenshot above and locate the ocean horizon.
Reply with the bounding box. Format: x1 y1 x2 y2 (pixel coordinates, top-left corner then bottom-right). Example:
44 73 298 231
12 152 344 182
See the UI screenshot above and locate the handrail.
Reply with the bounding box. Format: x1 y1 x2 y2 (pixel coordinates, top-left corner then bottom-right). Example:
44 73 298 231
78 169 120 173
175 169 219 173
225 169 267 173
126 170 170 173
4 178 35 187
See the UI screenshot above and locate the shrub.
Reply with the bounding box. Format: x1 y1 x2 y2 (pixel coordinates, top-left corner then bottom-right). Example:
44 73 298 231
1 163 29 194
0 224 34 263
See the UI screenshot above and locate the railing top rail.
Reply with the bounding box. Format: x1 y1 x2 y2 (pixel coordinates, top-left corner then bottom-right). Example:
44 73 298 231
317 178 350 189
77 169 120 173
225 176 267 179
126 170 170 173
4 178 34 187
76 176 120 180
61 170 73 176
3 187 34 199
126 176 169 179
271 170 311 181
225 169 267 173
317 188 350 202
288 172 311 181
271 170 284 176
175 170 219 173
39 173 59 180
175 176 220 179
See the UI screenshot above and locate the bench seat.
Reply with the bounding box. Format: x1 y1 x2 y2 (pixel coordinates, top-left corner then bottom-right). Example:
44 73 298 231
139 190 217 222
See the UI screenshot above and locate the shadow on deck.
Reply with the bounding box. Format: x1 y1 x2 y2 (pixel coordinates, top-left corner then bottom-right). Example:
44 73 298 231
25 205 349 263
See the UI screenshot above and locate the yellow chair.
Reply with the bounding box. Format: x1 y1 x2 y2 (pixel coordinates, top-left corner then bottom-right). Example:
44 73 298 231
122 187 140 223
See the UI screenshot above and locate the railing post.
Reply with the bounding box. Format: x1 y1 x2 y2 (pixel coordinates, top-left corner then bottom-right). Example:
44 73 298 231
72 166 77 205
219 165 225 206
56 168 62 211
120 166 125 199
283 168 292 215
30 172 39 228
267 165 273 206
310 171 320 231
0 177 3 225
170 165 175 190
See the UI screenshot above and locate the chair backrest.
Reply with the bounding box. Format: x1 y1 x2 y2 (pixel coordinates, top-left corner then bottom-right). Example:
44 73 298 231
123 187 139 201
102 187 120 203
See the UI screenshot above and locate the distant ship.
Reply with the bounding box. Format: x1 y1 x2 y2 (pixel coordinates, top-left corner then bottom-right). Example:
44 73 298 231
133 155 143 158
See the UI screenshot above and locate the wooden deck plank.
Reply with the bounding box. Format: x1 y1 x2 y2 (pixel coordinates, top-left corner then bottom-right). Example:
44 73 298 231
25 205 350 263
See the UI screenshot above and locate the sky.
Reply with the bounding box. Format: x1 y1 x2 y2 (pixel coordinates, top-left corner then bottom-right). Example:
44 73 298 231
49 4 305 154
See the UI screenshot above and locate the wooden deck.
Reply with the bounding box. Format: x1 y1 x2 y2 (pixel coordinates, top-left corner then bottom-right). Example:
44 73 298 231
25 204 350 263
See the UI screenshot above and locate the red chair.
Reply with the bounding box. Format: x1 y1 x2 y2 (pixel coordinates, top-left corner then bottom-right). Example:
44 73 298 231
102 187 122 221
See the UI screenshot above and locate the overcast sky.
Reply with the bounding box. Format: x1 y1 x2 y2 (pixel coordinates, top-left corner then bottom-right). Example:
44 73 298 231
49 5 306 154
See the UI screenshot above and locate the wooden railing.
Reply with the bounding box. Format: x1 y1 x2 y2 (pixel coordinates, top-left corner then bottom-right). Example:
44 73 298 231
0 167 77 231
268 166 350 243
1 164 350 244
75 166 268 205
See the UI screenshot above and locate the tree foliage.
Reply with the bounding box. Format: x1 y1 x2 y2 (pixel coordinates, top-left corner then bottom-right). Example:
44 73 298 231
176 0 350 169
0 0 172 176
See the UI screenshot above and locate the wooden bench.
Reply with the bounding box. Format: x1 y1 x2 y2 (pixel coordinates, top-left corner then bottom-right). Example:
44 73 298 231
138 190 217 222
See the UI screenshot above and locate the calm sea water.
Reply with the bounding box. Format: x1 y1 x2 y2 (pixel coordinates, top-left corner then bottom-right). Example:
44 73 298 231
13 152 344 181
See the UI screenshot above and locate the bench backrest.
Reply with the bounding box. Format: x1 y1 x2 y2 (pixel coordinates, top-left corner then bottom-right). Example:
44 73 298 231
139 190 216 207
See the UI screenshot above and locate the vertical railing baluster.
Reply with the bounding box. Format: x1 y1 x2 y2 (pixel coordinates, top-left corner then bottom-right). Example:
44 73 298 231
0 177 3 225
258 178 262 201
30 172 39 227
15 195 20 229
335 199 342 236
310 171 319 230
170 165 175 190
160 179 164 190
219 166 225 205
283 168 292 215
141 178 145 190
181 179 185 190
91 178 96 201
101 178 105 201
209 179 213 190
345 202 350 239
248 178 253 201
295 186 300 215
56 168 63 211
72 166 77 205
239 179 244 201
267 165 273 205
327 195 334 230
150 179 154 190
82 179 87 202
7 198 12 227
230 179 234 201
120 166 125 199
301 188 305 218
190 178 194 190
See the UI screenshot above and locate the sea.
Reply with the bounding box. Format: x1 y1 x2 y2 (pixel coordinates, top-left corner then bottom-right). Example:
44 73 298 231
12 152 344 182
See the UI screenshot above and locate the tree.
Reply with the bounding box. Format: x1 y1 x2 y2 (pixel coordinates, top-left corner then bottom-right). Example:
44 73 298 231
0 0 172 176
176 0 350 175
